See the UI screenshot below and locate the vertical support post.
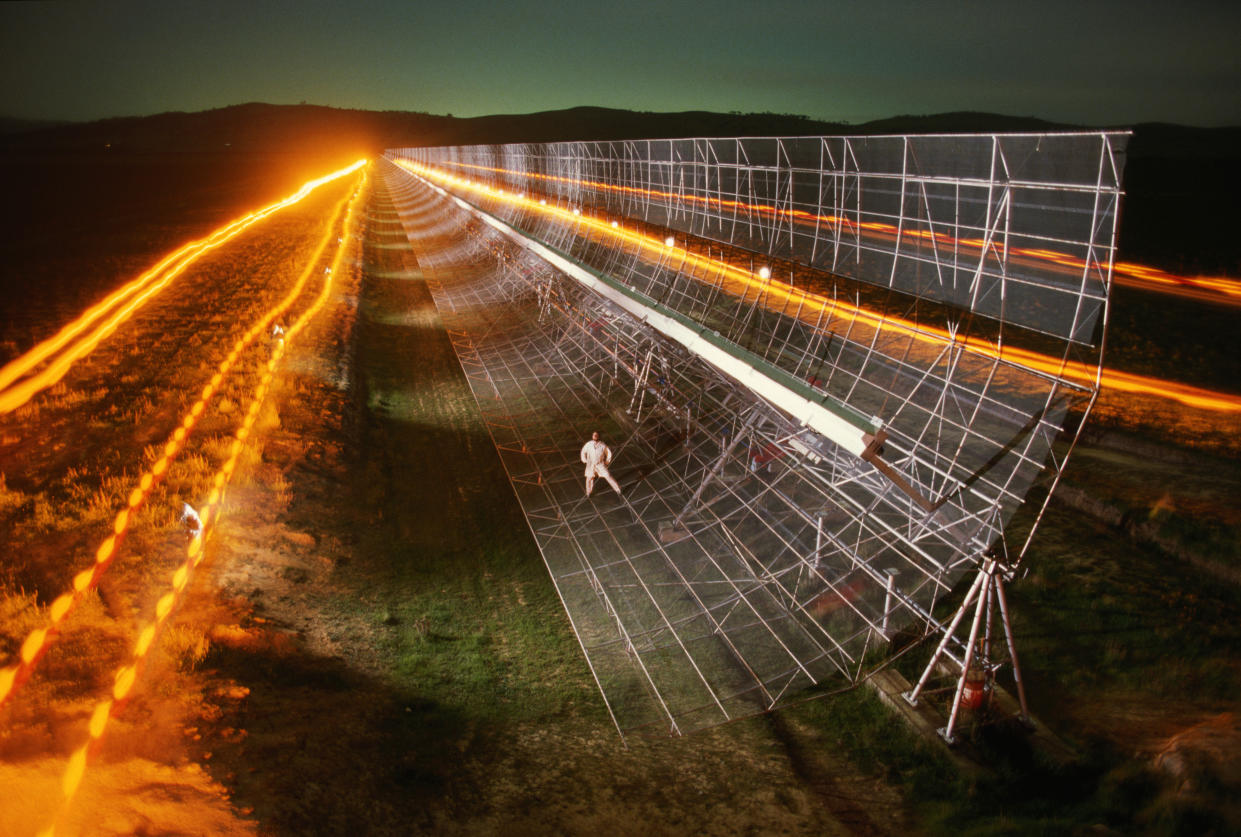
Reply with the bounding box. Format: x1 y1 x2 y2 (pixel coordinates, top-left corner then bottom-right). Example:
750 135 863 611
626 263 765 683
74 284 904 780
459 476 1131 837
882 567 899 638
629 348 654 421
983 567 996 665
814 514 824 568
994 572 1031 725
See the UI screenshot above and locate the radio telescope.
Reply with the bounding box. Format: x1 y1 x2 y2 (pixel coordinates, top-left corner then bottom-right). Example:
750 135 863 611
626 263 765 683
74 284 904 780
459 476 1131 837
381 131 1127 741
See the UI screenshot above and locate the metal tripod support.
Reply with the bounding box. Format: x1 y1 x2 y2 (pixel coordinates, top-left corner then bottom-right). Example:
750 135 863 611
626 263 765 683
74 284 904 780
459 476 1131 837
902 554 1031 745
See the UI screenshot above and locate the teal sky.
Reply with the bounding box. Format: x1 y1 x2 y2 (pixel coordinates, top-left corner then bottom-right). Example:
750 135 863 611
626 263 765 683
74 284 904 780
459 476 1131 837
3 0 1239 126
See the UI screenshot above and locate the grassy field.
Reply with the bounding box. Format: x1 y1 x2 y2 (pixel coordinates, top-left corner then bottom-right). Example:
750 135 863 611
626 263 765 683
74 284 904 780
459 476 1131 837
1 152 1239 834
184 181 916 835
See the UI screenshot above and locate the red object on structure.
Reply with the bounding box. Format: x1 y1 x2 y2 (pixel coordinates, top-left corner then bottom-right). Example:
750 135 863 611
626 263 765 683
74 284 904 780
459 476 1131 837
808 577 866 618
751 442 785 467
961 666 989 710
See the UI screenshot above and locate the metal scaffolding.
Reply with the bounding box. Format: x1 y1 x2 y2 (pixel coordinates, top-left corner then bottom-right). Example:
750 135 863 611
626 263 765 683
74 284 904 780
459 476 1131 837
380 129 1128 741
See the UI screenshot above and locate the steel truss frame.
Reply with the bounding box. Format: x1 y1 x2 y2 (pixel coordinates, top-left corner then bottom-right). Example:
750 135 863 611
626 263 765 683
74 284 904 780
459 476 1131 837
379 129 1127 741
395 133 1126 344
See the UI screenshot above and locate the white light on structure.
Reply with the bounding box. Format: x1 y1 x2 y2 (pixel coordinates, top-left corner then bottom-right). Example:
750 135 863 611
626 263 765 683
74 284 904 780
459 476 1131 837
758 267 772 280
572 208 581 216
539 199 547 205
611 220 619 229
664 236 675 247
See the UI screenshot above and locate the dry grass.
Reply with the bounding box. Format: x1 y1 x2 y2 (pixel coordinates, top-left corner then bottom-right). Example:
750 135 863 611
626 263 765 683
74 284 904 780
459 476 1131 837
0 590 44 658
161 623 211 672
266 471 292 509
0 473 25 515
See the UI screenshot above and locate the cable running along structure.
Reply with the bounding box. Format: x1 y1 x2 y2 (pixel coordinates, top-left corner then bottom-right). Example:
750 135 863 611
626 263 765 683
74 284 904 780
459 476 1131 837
382 132 1128 742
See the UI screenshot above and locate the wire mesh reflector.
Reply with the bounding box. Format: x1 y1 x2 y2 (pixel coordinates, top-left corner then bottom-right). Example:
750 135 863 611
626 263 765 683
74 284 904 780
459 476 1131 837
379 130 1126 737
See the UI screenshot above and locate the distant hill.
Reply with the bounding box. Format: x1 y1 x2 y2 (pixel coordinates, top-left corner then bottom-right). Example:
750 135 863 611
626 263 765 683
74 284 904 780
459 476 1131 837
850 111 1074 135
447 105 870 145
0 116 73 135
0 102 1088 155
3 102 1234 161
1 103 1237 274
0 103 432 155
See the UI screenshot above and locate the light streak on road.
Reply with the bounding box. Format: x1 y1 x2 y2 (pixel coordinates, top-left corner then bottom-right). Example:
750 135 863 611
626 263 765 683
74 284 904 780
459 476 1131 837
434 159 1241 305
399 160 1241 414
0 189 355 711
0 159 367 415
37 170 367 837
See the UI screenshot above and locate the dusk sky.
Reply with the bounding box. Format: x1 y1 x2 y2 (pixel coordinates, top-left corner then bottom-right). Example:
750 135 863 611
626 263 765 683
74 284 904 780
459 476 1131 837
3 0 1239 127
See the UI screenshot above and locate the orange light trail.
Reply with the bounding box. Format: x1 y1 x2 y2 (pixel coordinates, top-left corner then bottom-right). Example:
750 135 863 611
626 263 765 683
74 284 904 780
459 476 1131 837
431 158 1241 304
0 187 356 711
0 159 367 415
399 160 1241 414
38 170 366 837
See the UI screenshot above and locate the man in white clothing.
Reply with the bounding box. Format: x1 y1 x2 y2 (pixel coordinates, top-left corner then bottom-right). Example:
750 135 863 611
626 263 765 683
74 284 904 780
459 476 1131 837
580 431 622 498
